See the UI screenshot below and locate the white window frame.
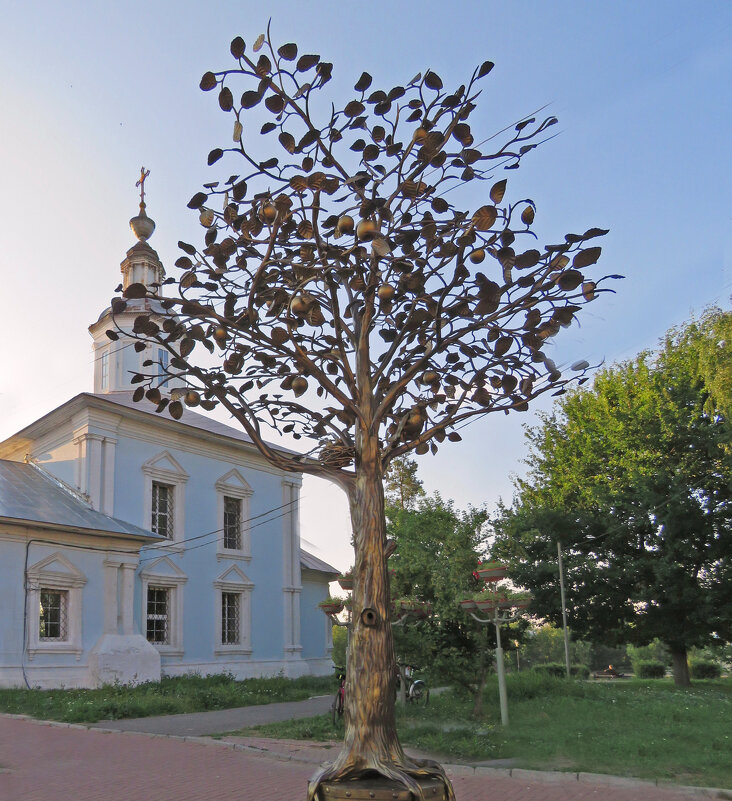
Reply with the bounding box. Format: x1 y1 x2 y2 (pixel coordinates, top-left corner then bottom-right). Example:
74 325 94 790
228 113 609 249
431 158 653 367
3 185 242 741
157 348 170 387
142 452 188 551
100 350 110 391
26 552 86 661
145 585 172 645
215 469 253 561
151 481 175 539
140 557 187 656
214 566 253 656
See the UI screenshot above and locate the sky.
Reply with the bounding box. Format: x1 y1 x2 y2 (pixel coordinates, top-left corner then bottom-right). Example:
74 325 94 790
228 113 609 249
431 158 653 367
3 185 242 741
0 1 730 572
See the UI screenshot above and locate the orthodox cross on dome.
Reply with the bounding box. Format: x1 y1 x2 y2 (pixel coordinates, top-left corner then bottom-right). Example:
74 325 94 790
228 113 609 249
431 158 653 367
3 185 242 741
136 166 150 207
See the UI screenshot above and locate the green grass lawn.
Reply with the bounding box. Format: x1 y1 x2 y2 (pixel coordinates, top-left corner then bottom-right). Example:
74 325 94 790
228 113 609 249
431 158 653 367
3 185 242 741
0 673 335 724
227 674 731 789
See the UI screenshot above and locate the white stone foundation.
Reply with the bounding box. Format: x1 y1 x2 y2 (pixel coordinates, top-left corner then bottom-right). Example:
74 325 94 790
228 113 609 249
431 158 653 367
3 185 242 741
88 634 161 687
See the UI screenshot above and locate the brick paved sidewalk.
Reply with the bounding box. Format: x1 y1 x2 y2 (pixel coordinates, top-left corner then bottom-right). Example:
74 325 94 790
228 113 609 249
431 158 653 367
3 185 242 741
0 715 720 801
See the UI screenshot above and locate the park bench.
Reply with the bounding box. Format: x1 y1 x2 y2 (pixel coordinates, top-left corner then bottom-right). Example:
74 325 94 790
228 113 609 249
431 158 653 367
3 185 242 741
592 666 627 679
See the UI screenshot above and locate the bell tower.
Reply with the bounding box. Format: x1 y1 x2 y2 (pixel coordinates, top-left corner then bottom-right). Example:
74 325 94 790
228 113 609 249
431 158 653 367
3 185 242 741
89 168 182 394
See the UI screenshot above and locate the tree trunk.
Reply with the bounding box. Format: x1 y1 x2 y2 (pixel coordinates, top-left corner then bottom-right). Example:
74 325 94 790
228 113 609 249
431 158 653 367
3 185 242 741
307 437 454 800
471 627 490 717
670 646 690 687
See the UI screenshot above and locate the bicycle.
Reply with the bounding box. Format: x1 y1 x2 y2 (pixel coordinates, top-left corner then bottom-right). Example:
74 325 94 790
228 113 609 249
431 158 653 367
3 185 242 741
395 664 429 705
331 668 346 724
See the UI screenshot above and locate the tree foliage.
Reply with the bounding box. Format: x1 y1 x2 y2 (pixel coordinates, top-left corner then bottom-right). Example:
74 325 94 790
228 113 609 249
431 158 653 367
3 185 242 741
493 309 732 686
384 455 425 510
388 494 490 693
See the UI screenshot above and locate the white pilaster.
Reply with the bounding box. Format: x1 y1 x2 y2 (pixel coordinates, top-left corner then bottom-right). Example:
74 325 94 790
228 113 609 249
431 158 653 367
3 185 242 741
102 561 120 634
120 563 136 635
282 479 303 657
101 436 117 515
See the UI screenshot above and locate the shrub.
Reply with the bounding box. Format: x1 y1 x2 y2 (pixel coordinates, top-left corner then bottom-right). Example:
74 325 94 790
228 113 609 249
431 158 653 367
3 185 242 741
533 663 589 678
636 661 666 678
690 660 721 679
533 663 565 677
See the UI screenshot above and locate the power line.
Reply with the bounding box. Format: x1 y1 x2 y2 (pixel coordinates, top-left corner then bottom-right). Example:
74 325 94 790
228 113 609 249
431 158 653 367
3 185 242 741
138 496 303 562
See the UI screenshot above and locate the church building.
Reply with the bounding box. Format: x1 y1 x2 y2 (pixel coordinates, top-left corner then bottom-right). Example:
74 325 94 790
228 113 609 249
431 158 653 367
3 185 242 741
0 191 337 689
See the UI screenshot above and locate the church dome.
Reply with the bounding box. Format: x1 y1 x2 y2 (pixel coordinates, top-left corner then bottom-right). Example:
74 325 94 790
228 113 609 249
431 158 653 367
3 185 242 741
129 204 156 242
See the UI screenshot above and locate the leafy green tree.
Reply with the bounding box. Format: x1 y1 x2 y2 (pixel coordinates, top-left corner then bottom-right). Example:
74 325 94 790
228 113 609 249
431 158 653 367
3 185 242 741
388 494 519 713
331 624 348 668
494 309 732 687
384 456 425 511
519 624 591 669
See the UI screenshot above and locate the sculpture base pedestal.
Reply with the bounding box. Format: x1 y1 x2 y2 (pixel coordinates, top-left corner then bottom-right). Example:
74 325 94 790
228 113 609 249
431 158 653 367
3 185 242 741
314 776 447 800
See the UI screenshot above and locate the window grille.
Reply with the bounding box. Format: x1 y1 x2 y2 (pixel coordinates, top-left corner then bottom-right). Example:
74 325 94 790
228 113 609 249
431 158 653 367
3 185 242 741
151 482 174 538
223 496 242 550
39 590 68 641
221 592 241 645
146 586 170 644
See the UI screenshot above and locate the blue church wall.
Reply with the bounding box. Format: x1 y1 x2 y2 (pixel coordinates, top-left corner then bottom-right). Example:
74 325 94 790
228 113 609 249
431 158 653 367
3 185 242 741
0 538 27 668
0 535 135 688
114 431 294 670
300 573 330 660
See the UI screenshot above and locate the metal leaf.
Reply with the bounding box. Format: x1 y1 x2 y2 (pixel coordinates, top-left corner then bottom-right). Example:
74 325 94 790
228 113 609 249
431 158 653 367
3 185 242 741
123 282 147 299
218 87 233 112
187 192 207 210
199 72 217 91
279 132 296 153
490 179 507 204
557 270 583 291
424 71 443 90
278 43 298 61
296 54 320 71
241 90 261 109
230 37 245 58
472 205 497 231
354 72 372 92
521 206 535 225
572 246 602 268
477 60 495 79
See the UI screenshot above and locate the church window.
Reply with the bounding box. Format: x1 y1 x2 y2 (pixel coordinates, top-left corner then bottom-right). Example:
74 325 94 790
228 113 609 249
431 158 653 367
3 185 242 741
223 496 242 550
100 351 109 391
215 470 252 559
26 552 86 660
146 587 170 644
39 590 68 641
151 482 174 538
221 592 241 645
157 349 169 387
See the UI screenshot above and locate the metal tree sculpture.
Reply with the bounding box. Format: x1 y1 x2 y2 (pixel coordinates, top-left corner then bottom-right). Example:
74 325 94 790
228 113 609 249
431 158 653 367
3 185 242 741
113 29 613 801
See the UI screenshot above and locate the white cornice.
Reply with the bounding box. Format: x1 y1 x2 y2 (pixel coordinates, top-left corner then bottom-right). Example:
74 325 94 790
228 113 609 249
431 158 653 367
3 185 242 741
0 393 300 480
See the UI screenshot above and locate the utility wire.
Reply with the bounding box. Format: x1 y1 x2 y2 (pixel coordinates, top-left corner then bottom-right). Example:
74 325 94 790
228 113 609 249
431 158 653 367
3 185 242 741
138 497 303 562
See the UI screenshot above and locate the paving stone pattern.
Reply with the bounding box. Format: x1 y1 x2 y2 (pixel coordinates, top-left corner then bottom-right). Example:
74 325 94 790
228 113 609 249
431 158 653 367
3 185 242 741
0 715 720 801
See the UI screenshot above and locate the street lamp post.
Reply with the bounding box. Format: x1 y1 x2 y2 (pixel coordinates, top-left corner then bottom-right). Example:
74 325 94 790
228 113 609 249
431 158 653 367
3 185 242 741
556 540 572 679
459 563 531 727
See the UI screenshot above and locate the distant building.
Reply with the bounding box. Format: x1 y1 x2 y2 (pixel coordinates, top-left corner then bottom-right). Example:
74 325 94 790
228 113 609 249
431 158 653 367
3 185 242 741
0 196 337 689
